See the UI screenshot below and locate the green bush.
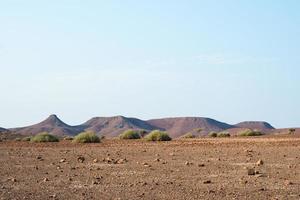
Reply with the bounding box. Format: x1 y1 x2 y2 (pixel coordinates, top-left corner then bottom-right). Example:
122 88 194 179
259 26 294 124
181 132 196 139
31 132 59 142
217 132 231 138
208 132 218 138
145 130 172 141
73 131 100 143
239 130 264 137
119 129 141 139
22 136 32 141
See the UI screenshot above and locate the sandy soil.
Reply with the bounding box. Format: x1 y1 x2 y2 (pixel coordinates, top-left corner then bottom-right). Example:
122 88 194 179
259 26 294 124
0 137 300 200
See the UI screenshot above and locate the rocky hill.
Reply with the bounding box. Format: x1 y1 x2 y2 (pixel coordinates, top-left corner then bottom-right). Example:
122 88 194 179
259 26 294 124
147 117 234 138
82 116 160 137
9 115 84 136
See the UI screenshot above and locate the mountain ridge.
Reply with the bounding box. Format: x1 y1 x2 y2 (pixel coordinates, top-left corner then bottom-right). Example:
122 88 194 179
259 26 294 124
6 114 283 138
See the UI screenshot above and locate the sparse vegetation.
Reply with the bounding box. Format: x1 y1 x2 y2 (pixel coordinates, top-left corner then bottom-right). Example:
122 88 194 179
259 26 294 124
288 128 296 135
239 130 264 137
119 129 141 139
181 132 196 139
217 132 231 137
145 130 172 141
194 128 202 133
30 132 59 142
208 132 218 138
22 136 32 141
63 136 74 141
138 130 148 137
14 138 21 141
73 131 100 143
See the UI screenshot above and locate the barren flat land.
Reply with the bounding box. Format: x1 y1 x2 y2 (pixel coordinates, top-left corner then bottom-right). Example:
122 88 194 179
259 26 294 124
1 136 300 200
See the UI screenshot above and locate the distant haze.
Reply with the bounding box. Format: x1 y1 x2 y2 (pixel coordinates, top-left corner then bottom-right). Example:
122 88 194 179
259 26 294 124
0 1 300 128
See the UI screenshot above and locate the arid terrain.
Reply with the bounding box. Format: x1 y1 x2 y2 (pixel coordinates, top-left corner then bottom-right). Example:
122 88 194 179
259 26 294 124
1 136 300 200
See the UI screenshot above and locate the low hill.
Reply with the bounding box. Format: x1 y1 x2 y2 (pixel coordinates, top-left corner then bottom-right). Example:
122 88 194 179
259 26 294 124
235 121 275 132
0 127 7 132
82 116 160 137
9 115 84 136
147 117 234 138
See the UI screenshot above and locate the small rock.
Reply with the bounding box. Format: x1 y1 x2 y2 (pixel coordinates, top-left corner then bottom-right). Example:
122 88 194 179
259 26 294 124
284 180 293 186
169 153 175 156
203 180 211 184
154 158 160 162
92 181 99 185
49 194 56 198
142 162 151 167
11 178 17 182
93 159 98 163
247 168 256 176
43 178 49 182
185 161 192 166
117 159 126 164
59 158 66 163
77 156 85 163
256 159 264 166
198 164 205 167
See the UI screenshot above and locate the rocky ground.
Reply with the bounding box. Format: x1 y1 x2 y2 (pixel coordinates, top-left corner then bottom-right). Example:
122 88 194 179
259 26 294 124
0 136 300 200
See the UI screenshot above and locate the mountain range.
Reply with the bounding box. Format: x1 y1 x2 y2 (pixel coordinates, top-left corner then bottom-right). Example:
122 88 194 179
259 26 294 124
1 114 292 138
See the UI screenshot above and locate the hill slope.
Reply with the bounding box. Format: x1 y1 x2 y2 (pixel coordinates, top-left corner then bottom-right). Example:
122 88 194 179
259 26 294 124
82 116 160 137
235 121 275 132
0 127 7 132
10 115 84 136
147 117 234 138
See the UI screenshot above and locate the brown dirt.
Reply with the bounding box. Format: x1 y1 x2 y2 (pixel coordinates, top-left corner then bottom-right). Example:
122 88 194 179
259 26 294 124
1 137 300 200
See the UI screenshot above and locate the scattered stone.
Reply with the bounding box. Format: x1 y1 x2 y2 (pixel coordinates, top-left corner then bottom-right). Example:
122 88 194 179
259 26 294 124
77 156 85 163
36 156 43 161
284 180 293 186
117 158 127 164
154 158 160 162
93 159 98 163
11 178 17 182
185 161 192 166
59 158 66 163
142 162 151 167
92 181 99 185
198 164 205 167
142 182 147 186
43 178 49 182
104 157 113 163
49 194 56 198
247 168 256 176
203 180 212 184
256 159 264 166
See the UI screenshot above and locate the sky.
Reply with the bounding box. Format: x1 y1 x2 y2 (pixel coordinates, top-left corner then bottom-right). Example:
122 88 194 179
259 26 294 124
0 0 300 128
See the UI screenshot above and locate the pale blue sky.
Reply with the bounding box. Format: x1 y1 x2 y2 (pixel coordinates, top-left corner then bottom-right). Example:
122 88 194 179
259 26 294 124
0 0 299 128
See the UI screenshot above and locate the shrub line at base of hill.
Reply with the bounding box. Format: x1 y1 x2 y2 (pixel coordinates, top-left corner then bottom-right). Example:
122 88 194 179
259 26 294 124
31 132 59 142
239 130 264 137
145 130 172 141
73 131 100 143
119 129 141 139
